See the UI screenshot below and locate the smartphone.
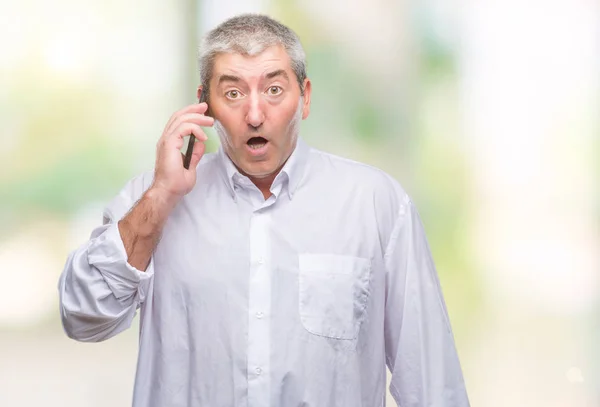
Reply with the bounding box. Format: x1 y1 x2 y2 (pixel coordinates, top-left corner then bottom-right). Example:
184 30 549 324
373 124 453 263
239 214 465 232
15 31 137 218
183 92 209 169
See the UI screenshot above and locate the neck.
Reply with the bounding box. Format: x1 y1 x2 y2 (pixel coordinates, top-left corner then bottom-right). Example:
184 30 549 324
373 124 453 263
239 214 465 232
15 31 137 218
249 171 279 200
226 139 298 200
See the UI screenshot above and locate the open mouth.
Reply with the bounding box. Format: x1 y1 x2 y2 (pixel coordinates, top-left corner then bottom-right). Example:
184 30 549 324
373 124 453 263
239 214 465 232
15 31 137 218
246 136 268 150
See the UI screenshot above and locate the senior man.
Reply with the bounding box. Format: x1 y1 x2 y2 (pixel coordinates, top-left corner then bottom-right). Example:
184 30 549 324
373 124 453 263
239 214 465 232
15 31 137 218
58 13 470 407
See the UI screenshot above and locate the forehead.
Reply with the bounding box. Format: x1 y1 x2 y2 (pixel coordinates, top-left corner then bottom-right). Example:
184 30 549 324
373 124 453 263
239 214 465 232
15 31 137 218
212 45 293 82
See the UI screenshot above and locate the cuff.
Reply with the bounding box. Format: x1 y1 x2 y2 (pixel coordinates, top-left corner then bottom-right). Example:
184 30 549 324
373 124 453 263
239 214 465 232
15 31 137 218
87 222 154 301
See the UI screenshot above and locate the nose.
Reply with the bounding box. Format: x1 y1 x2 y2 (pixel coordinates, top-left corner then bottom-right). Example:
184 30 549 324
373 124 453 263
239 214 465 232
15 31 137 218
245 93 265 129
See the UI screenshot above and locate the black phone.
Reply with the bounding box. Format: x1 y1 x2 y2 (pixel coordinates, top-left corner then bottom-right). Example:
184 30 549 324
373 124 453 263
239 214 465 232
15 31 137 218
183 92 209 169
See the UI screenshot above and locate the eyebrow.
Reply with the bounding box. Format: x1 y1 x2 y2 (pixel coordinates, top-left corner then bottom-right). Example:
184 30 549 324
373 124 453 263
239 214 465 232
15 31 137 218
265 69 289 81
216 70 289 86
217 74 241 85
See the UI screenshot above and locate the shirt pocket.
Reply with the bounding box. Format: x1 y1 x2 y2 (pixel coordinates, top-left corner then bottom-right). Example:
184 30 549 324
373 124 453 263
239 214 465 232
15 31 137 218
298 253 373 340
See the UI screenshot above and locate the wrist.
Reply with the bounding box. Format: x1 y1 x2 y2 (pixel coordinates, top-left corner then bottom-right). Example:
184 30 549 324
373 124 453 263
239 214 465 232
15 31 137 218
145 185 181 212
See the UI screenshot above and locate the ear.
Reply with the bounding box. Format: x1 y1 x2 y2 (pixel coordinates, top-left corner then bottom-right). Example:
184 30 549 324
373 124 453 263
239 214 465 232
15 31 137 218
301 79 312 120
196 85 203 101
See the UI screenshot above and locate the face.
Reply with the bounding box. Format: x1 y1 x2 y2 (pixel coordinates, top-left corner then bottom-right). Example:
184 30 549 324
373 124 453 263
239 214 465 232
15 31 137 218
199 45 311 180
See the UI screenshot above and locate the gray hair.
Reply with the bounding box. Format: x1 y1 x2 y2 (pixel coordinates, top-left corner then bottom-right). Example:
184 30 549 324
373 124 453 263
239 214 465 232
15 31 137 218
198 14 307 100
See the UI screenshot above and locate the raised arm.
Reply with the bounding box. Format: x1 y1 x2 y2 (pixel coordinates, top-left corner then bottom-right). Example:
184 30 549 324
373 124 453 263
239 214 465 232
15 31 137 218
58 101 213 342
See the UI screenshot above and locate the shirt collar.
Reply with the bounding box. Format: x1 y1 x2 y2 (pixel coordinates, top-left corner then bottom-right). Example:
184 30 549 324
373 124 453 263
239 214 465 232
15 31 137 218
217 137 310 201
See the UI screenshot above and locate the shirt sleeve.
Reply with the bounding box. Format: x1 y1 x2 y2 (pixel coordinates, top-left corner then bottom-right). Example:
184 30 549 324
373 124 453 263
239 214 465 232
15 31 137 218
384 198 470 407
58 172 154 342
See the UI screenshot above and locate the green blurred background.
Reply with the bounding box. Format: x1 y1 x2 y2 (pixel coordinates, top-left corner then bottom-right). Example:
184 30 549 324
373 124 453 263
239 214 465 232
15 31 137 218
0 0 598 405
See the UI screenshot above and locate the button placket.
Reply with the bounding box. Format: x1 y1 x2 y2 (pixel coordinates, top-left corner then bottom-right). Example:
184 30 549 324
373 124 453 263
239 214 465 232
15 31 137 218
247 211 272 405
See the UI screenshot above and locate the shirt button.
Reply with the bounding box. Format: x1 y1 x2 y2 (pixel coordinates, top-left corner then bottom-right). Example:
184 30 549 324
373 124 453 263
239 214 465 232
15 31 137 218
255 367 262 375
257 258 265 265
255 312 264 319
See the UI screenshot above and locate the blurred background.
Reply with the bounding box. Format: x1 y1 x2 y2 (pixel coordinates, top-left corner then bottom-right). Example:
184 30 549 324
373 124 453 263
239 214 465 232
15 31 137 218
0 0 598 405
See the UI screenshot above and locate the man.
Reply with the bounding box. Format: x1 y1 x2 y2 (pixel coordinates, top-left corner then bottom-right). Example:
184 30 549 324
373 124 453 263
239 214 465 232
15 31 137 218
58 14 469 407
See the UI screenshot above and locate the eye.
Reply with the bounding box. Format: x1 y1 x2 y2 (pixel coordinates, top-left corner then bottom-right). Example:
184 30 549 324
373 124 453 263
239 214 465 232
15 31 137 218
225 90 242 99
267 86 282 96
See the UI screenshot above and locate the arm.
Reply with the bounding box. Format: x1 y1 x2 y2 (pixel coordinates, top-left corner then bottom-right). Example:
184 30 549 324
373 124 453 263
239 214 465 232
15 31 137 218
58 101 213 342
384 198 470 407
118 187 178 271
58 175 161 342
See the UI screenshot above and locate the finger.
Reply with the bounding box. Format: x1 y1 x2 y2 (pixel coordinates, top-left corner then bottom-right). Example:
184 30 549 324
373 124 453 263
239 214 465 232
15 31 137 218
165 123 208 146
166 112 214 136
166 103 208 128
160 124 205 157
163 103 209 135
186 136 207 170
188 125 209 144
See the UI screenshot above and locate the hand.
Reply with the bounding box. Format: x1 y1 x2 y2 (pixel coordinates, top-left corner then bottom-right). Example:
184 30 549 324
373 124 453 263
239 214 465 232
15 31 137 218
150 102 214 202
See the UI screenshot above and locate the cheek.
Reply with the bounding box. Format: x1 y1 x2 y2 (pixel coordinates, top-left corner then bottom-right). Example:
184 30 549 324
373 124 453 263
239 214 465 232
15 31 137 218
217 112 245 139
270 104 299 130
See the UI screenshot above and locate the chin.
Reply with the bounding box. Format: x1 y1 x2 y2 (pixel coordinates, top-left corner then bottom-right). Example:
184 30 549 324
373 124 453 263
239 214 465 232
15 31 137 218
243 164 278 179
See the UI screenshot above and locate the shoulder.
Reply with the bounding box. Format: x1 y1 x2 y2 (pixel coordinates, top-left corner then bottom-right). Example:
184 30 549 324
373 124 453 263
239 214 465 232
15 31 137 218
195 151 221 177
102 151 222 223
102 169 154 223
307 147 411 213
